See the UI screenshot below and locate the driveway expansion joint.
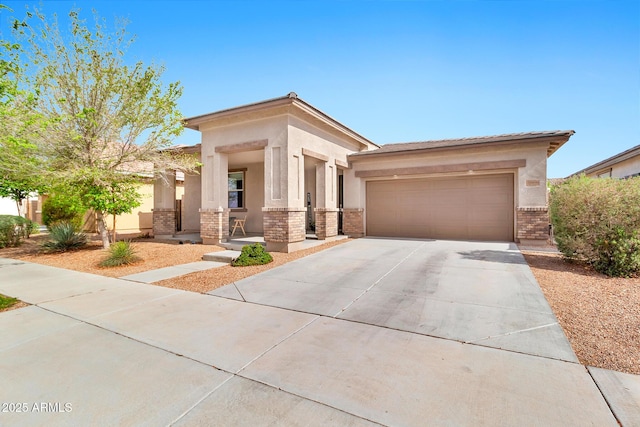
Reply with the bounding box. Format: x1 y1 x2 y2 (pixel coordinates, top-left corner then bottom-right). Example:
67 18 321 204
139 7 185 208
335 241 429 317
232 282 247 302
235 315 321 375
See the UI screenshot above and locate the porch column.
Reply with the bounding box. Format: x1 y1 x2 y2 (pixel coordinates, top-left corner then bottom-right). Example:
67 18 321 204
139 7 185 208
262 144 306 252
200 152 230 244
342 167 365 238
153 169 176 237
314 161 338 240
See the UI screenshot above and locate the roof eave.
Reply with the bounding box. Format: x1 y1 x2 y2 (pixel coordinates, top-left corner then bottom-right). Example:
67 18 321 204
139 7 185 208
349 132 574 162
182 93 377 150
570 144 640 177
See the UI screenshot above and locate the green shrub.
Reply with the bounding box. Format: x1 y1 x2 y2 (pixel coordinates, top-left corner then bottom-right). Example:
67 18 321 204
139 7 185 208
593 228 640 278
0 294 18 311
0 215 36 248
550 175 640 277
231 243 273 267
100 240 141 267
42 222 87 252
42 193 86 229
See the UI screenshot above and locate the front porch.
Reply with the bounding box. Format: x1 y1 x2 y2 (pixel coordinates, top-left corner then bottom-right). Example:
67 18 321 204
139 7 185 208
152 141 348 253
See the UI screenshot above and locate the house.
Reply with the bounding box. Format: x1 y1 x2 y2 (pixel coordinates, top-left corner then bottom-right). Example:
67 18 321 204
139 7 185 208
152 92 574 251
570 144 640 179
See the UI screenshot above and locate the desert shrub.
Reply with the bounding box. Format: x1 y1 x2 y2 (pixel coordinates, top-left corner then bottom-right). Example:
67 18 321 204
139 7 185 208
593 228 640 278
231 243 273 267
0 215 37 248
550 175 640 277
100 240 141 267
42 222 87 252
42 193 86 229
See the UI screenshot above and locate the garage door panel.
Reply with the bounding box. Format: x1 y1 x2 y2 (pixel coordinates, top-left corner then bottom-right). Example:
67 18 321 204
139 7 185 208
366 174 513 241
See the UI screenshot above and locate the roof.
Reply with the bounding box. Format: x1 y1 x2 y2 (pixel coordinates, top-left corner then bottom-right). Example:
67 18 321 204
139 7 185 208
570 144 640 177
183 92 378 150
349 130 575 160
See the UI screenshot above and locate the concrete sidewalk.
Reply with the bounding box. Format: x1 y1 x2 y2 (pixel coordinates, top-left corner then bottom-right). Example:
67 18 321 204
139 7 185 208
0 239 638 426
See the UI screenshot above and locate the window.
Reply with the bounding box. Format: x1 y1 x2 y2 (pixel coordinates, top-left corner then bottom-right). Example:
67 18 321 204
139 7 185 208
597 169 612 178
228 171 244 209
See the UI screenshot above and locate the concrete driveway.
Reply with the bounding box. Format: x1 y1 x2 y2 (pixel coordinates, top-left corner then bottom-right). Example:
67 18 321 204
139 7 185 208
0 239 634 426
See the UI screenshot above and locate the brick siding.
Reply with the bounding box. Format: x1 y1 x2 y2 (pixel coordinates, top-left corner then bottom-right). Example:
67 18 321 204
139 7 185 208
343 208 364 238
152 208 175 236
262 208 306 243
517 207 550 242
314 208 338 240
200 208 229 242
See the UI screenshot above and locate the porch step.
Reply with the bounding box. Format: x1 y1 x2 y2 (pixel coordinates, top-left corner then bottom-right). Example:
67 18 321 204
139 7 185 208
218 240 266 251
202 250 242 263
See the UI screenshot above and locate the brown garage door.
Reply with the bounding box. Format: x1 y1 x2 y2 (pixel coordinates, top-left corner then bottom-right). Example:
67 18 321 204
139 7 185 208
366 174 514 241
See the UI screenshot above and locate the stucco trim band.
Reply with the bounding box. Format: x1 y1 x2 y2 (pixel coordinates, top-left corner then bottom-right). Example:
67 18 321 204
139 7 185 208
302 148 329 162
335 159 349 169
215 139 268 154
355 159 527 178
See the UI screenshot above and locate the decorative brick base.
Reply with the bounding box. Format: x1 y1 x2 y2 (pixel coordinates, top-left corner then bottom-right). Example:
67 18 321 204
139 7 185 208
262 207 306 252
517 207 550 244
200 208 229 245
314 208 339 240
152 208 176 236
343 208 365 238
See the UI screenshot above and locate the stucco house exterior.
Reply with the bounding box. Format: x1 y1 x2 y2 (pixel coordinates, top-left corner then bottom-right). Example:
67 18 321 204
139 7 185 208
571 144 640 179
152 93 574 251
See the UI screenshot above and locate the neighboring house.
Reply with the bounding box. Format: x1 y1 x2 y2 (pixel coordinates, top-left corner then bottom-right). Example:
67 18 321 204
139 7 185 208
570 144 640 179
23 165 187 239
152 92 575 251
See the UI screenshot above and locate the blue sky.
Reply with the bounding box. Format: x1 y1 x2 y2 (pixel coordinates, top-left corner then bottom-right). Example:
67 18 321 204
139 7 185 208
2 0 638 178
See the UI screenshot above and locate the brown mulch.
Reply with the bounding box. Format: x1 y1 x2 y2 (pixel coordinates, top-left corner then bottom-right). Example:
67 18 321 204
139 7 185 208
522 249 639 375
1 234 222 278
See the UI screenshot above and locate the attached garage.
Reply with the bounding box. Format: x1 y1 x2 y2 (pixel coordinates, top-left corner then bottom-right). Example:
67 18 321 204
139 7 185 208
366 173 514 241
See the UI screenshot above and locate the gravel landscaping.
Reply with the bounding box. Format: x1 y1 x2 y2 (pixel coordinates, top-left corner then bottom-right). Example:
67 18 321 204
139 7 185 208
522 248 639 375
1 234 638 375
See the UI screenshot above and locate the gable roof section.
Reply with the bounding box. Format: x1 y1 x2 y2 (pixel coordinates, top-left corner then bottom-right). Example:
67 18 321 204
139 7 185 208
183 92 378 150
570 144 640 177
349 130 575 161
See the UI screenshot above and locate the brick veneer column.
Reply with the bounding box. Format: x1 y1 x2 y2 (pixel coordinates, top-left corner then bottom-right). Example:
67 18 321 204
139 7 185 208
262 207 306 252
517 207 550 245
152 208 175 236
314 208 339 240
343 208 364 238
200 208 229 245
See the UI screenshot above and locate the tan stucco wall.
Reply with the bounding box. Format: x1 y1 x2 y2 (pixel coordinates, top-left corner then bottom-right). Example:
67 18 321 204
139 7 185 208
287 115 362 211
587 155 640 179
182 168 202 232
197 113 362 216
112 183 184 236
229 162 265 233
347 141 551 235
199 116 288 210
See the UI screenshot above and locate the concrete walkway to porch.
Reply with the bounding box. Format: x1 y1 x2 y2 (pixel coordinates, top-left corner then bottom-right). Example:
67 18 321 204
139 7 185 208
119 234 350 284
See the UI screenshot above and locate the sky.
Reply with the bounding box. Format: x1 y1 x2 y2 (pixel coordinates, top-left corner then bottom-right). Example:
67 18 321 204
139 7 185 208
1 0 638 178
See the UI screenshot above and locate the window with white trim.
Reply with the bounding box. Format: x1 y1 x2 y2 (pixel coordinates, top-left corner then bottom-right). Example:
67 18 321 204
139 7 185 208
228 171 245 209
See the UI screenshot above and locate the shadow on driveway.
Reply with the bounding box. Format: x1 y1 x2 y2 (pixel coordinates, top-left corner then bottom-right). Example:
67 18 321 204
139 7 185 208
457 249 528 265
